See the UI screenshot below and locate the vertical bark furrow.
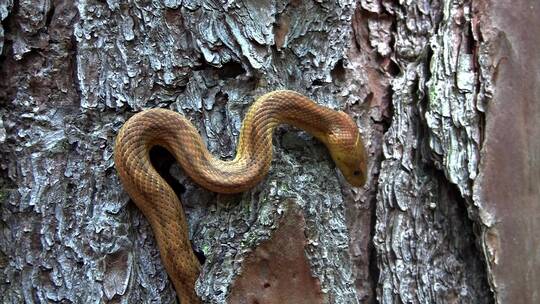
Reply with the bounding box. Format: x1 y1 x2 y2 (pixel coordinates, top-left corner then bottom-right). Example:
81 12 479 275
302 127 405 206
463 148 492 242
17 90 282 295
373 0 493 303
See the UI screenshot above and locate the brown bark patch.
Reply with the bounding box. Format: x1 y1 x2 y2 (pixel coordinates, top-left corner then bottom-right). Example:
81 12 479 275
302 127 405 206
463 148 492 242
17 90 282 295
476 0 540 302
227 203 323 304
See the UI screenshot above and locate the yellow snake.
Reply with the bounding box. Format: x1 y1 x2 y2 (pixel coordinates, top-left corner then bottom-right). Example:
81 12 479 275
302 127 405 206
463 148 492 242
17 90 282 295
113 90 367 303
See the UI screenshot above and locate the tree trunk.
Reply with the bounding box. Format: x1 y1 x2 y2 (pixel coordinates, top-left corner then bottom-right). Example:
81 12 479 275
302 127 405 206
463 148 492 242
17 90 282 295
0 0 537 303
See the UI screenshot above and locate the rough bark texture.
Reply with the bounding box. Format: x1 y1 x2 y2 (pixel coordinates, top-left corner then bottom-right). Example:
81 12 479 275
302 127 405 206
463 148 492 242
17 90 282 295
0 0 537 303
368 0 493 302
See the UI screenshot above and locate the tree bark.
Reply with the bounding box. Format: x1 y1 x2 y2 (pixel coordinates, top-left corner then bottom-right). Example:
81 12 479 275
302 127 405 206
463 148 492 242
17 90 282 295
0 0 537 303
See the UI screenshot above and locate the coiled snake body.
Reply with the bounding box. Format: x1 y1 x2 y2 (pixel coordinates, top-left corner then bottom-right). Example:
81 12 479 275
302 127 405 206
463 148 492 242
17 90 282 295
114 90 367 303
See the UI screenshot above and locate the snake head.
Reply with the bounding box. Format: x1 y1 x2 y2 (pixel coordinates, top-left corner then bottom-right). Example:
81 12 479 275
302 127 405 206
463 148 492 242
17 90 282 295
326 112 368 187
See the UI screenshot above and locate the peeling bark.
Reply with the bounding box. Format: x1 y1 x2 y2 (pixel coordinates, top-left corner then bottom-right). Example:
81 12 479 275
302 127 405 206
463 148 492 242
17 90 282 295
1 0 537 303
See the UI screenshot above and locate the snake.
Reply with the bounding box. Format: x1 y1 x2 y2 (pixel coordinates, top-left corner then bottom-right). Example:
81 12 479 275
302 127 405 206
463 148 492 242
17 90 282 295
113 90 367 303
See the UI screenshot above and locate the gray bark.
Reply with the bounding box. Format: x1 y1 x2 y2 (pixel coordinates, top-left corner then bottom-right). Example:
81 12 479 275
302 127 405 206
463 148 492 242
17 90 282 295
1 0 537 303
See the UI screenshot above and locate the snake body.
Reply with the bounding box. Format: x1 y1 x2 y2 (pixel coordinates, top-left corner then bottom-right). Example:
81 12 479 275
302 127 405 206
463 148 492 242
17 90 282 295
114 90 367 303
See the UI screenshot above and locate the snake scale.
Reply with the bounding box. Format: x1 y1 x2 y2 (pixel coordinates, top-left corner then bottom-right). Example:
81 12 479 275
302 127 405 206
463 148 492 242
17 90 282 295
114 90 367 303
